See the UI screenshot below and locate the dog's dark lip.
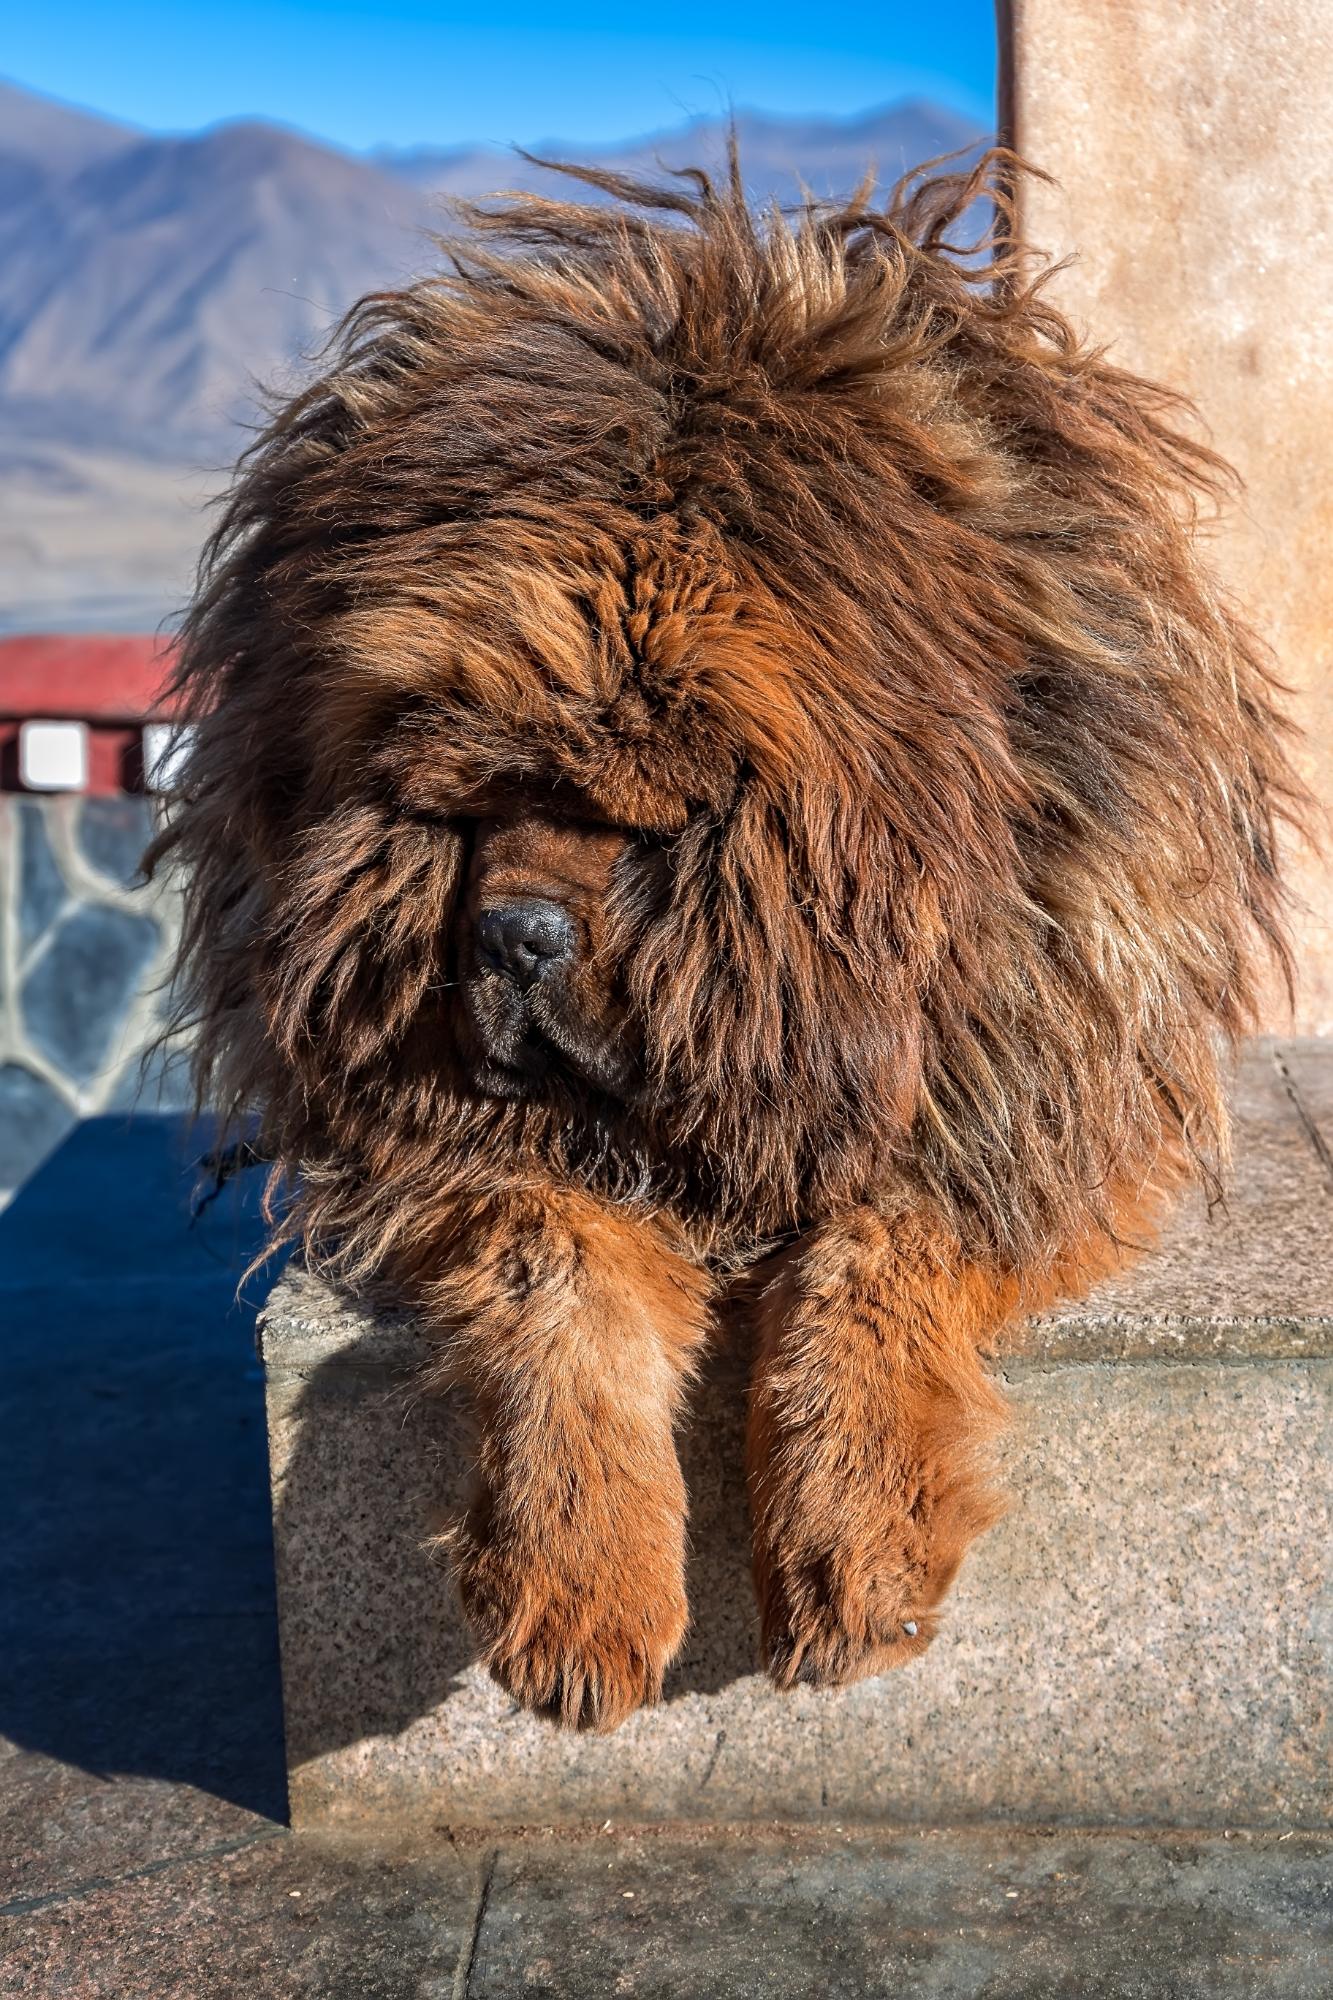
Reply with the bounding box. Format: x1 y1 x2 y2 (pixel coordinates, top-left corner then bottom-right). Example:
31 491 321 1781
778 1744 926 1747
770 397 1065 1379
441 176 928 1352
471 1025 566 1099
464 970 635 1104
473 1046 548 1093
472 1030 635 1109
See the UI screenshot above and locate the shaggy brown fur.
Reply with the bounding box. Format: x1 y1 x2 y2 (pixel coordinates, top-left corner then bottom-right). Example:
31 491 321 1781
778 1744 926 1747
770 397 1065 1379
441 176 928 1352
150 150 1299 1729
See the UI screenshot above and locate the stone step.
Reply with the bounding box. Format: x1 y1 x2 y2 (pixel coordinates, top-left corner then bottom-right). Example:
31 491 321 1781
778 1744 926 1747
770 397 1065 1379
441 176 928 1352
260 1040 1333 1831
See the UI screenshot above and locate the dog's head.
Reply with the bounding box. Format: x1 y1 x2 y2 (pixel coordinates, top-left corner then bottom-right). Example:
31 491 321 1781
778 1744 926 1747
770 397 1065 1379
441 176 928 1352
154 156 1292 1261
262 499 960 1236
444 548 941 1152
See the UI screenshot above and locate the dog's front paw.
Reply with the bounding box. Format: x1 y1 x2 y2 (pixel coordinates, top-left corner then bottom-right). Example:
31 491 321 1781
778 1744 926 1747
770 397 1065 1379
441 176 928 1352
758 1547 937 1689
485 1596 686 1731
751 1442 1003 1691
454 1514 688 1731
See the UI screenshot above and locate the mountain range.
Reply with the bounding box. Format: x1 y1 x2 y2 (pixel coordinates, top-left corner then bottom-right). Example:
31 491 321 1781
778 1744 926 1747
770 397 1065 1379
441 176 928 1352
0 78 986 631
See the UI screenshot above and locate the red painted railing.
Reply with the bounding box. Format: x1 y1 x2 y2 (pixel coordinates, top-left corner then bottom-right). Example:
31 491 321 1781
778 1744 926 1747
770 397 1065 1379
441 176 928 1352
0 635 181 795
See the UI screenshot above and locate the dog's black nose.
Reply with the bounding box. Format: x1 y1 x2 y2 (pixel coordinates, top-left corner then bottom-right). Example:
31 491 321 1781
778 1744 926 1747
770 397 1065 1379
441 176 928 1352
477 900 575 991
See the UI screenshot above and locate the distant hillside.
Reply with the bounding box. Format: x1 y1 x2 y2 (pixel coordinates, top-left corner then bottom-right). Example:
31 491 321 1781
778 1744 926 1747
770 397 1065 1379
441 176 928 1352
0 104 430 456
0 77 137 205
376 99 982 207
0 80 985 457
0 78 987 632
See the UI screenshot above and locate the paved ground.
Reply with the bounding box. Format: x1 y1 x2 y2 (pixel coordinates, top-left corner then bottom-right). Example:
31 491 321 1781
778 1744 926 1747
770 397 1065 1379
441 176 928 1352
1 1117 1330 1996
7 1822 1333 1998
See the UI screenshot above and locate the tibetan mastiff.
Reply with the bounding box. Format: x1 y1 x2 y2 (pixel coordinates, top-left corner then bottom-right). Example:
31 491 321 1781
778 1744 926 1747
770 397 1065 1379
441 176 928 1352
151 152 1297 1729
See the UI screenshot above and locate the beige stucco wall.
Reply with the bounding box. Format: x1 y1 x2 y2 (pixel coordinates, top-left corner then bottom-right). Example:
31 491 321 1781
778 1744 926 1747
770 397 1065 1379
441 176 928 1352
1000 0 1333 1031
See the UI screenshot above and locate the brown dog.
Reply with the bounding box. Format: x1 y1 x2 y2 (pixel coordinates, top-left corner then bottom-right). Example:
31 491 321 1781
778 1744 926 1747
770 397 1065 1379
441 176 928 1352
151 152 1298 1730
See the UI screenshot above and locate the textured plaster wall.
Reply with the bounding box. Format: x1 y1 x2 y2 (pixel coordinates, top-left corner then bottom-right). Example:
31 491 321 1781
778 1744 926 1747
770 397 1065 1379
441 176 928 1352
1002 0 1333 1030
0 794 189 1202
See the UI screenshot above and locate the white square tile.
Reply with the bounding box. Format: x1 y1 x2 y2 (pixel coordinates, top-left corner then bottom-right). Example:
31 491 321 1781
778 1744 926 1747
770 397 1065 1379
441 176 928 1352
143 721 194 792
19 719 89 792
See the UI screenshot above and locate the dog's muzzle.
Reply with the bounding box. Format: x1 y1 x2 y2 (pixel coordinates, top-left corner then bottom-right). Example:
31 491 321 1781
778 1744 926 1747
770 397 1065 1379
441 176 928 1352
466 893 630 1101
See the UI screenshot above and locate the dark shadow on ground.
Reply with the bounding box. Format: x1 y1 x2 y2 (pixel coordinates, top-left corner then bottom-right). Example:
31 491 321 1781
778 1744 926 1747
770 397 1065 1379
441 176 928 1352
0 1114 288 1821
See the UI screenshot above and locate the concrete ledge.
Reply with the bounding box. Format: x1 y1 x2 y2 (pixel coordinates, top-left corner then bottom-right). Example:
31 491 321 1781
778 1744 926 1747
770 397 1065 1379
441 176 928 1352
261 1041 1333 1830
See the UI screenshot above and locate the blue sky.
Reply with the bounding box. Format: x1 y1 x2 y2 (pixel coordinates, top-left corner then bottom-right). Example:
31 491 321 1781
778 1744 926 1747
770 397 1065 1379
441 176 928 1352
7 1 996 150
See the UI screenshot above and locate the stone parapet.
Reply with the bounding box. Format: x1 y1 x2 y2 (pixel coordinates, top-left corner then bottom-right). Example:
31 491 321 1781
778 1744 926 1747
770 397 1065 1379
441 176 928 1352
261 1042 1333 1832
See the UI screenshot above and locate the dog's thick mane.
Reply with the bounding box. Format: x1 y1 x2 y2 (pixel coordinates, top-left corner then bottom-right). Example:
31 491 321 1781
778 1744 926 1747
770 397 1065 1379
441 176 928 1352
150 149 1299 1283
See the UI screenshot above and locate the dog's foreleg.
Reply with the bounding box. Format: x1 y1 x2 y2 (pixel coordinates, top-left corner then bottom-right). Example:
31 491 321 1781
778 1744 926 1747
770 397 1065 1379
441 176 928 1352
425 1189 712 1730
746 1206 1012 1689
